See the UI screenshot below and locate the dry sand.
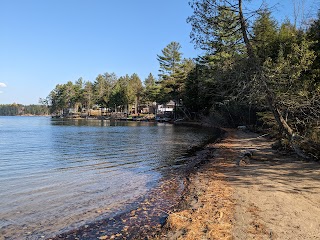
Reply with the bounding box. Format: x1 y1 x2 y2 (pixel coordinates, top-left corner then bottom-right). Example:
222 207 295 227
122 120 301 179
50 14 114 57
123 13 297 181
160 129 320 240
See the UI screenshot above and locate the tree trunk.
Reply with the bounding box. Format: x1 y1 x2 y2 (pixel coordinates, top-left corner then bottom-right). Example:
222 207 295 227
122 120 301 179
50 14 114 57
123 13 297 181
261 74 294 138
238 0 311 158
238 0 294 139
238 0 255 60
135 97 138 114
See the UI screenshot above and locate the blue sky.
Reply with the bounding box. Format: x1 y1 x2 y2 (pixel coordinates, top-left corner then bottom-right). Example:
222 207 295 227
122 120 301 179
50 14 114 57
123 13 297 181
0 0 318 104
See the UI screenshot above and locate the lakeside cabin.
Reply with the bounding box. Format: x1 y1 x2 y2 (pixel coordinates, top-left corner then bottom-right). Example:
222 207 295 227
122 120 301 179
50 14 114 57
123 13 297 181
52 101 179 122
156 100 175 122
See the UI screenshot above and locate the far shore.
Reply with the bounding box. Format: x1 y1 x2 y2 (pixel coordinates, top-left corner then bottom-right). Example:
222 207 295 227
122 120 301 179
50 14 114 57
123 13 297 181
0 114 50 117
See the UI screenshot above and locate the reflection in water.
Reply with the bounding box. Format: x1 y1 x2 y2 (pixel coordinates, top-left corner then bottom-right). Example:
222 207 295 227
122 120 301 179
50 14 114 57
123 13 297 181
0 117 214 239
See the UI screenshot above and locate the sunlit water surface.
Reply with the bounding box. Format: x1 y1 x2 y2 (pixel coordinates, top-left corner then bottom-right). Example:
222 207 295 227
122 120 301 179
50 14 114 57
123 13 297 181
0 117 214 239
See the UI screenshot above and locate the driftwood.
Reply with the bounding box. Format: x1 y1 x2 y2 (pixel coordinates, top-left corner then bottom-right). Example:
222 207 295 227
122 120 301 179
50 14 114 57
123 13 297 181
236 150 254 166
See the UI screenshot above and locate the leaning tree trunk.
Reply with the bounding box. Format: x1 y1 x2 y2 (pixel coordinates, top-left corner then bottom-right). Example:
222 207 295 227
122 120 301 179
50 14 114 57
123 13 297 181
261 74 294 138
238 0 293 137
238 0 255 60
237 0 309 159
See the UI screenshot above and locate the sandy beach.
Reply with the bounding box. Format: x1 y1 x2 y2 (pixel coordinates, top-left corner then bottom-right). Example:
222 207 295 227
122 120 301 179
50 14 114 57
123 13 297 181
158 129 320 239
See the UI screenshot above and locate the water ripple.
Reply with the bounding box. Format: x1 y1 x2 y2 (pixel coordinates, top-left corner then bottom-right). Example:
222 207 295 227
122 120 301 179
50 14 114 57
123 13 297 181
0 116 213 239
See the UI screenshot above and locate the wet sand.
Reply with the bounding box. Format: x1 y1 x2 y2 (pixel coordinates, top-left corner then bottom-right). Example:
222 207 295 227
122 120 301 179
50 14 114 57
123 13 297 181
50 174 182 240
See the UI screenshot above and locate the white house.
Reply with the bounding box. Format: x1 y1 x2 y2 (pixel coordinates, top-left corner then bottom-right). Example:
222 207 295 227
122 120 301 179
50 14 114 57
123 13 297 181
157 100 175 113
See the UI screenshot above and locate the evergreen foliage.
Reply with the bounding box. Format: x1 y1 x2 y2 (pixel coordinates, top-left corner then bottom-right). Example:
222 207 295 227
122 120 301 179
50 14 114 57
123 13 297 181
47 72 145 115
157 41 183 104
143 73 160 103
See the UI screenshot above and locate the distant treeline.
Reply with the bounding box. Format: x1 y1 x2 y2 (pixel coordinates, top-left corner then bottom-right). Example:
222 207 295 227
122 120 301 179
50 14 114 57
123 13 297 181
0 104 49 116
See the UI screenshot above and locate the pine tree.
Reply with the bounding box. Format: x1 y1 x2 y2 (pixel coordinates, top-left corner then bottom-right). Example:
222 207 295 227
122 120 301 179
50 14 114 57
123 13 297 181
157 41 182 81
252 9 278 61
143 73 160 103
129 73 143 114
157 42 183 116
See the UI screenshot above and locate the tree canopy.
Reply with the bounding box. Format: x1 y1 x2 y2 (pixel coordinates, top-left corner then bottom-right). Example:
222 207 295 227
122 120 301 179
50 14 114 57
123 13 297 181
185 0 320 158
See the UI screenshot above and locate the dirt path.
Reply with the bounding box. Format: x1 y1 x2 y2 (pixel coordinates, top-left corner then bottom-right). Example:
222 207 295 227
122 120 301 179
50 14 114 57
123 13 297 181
160 129 320 239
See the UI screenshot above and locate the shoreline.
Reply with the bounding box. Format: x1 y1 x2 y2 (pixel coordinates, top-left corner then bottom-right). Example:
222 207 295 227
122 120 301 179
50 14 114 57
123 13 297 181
47 127 222 240
48 128 320 239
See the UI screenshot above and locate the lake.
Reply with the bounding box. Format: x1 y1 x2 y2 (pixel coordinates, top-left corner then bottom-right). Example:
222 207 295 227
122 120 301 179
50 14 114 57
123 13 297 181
0 116 215 239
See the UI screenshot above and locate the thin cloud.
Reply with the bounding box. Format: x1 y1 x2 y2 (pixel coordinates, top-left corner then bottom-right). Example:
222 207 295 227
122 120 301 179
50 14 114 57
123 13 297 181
0 91 3 94
0 82 7 88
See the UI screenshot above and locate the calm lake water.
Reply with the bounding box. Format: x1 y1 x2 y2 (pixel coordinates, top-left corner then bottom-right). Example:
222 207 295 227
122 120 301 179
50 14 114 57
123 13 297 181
0 116 214 239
